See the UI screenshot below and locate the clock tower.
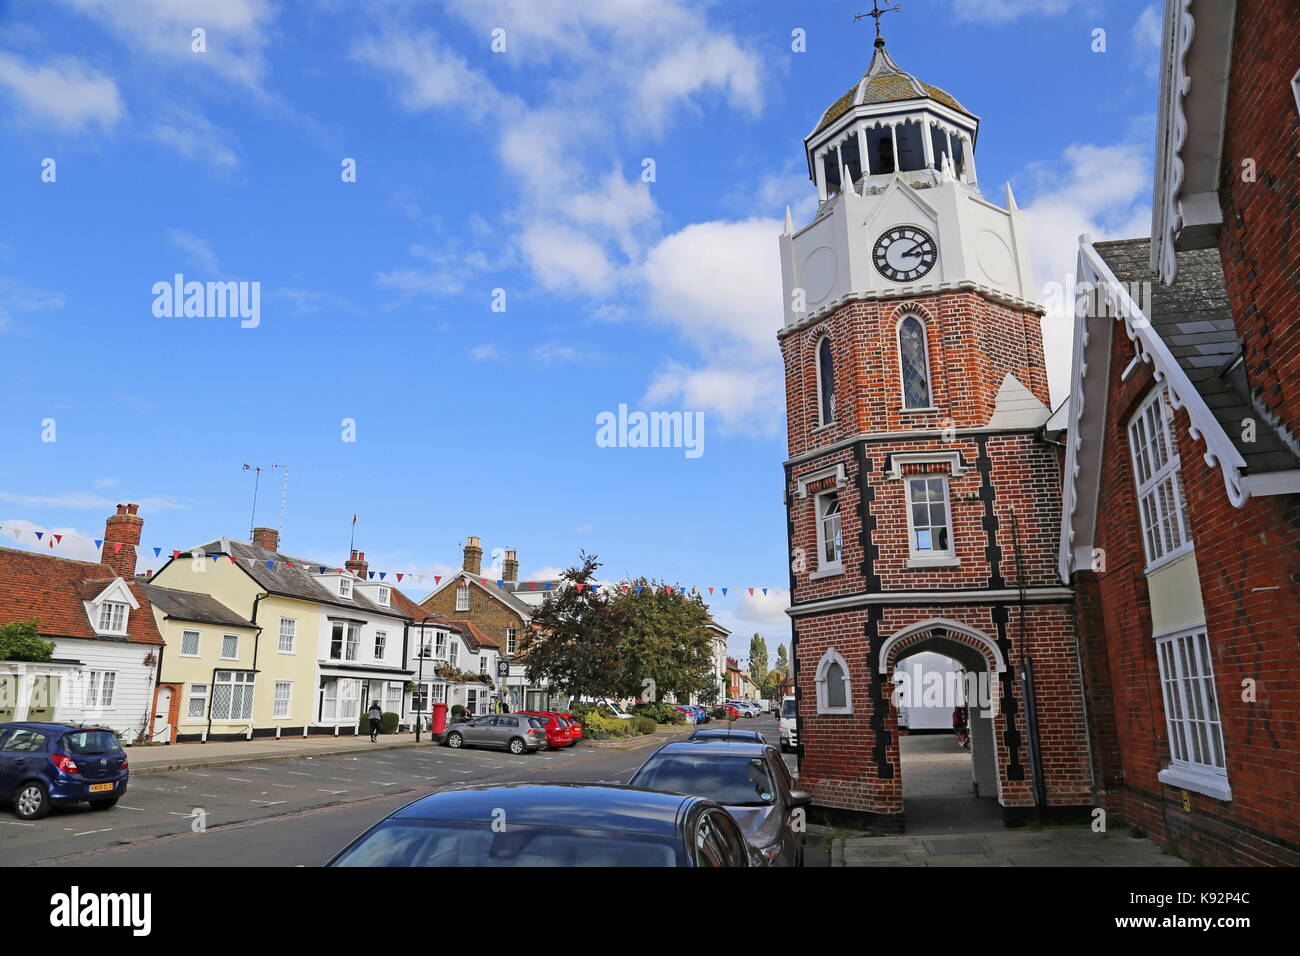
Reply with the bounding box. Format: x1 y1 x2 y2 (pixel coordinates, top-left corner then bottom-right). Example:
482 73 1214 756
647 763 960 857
779 33 1094 830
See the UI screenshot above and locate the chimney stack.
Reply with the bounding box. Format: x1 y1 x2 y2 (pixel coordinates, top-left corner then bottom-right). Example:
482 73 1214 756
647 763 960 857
463 536 482 575
252 527 280 552
346 550 369 578
502 549 519 583
102 503 143 579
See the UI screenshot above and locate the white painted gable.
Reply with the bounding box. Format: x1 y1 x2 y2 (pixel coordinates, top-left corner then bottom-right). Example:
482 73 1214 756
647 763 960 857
985 373 1050 429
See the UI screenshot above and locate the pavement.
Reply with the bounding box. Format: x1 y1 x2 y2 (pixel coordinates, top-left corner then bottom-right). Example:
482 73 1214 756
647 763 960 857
808 734 1189 867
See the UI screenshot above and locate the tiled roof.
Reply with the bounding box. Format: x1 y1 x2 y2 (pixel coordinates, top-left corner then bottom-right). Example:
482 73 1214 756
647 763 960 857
138 584 253 629
447 620 500 651
814 44 973 136
0 546 163 645
1094 239 1299 474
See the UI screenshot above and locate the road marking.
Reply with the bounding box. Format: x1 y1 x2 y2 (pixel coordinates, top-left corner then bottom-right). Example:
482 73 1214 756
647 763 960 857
245 766 272 772
328 777 354 782
117 805 144 811
226 777 252 783
73 828 113 836
287 771 311 776
188 772 211 778
250 799 286 806
168 812 191 816
370 781 399 787
271 783 295 789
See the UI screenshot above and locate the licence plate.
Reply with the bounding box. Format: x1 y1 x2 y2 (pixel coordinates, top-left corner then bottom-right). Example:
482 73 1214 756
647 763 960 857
89 782 115 793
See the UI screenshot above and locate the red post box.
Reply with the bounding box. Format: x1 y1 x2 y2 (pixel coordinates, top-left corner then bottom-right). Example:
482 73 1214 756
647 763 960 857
431 702 448 735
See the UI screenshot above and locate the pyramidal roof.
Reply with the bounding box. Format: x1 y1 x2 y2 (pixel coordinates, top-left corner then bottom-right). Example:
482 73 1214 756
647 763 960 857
813 43 973 136
985 373 1051 430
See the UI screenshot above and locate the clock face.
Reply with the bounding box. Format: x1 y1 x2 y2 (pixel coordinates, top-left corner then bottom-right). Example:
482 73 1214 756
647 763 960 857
873 226 937 283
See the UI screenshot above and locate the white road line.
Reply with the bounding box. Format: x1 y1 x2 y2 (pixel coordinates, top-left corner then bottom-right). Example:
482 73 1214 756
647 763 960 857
271 783 295 789
168 812 191 816
287 771 311 776
370 781 398 787
73 828 113 836
318 789 348 795
250 799 286 805
328 777 354 782
226 777 252 783
245 766 272 772
117 805 144 810
188 772 211 777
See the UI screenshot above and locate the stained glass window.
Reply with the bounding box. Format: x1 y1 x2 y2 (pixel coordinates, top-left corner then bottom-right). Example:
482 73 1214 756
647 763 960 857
818 337 835 424
899 316 931 408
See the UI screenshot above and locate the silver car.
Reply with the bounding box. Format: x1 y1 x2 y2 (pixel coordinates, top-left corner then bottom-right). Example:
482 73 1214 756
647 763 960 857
444 714 547 755
628 740 811 866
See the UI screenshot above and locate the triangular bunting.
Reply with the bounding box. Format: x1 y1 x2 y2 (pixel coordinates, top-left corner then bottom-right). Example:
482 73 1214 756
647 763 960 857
378 572 386 581
721 588 728 596
762 587 768 596
434 575 442 585
396 573 403 582
34 532 43 541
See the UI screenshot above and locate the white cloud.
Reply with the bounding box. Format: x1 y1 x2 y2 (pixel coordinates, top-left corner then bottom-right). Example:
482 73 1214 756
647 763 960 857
1132 5 1162 76
948 0 1088 22
378 243 494 298
532 341 602 365
0 519 102 562
520 222 617 295
168 230 221 274
1018 141 1152 404
60 0 275 91
470 344 502 362
0 52 123 132
0 276 65 333
352 30 507 118
643 360 784 438
0 491 185 511
150 108 239 172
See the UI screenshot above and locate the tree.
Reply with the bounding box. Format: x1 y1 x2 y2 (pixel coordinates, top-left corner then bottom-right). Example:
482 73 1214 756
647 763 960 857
0 619 54 662
610 579 716 702
521 553 628 701
748 634 768 688
774 644 790 677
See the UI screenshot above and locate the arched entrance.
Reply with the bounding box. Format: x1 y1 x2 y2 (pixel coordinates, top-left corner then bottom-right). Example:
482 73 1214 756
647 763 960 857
880 619 1006 831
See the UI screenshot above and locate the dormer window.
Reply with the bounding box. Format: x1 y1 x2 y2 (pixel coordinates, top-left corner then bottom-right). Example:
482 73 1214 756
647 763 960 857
98 602 128 634
376 586 390 607
339 576 353 599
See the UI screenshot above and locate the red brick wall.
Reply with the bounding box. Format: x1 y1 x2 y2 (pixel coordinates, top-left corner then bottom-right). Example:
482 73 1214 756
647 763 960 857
781 291 1092 825
1217 0 1300 438
1075 316 1300 865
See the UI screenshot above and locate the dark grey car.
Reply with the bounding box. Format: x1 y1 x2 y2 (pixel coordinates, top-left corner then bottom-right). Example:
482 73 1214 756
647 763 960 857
628 740 810 866
445 714 547 754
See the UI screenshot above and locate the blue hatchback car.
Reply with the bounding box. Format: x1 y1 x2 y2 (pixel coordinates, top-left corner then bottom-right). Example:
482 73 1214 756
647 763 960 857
0 723 129 820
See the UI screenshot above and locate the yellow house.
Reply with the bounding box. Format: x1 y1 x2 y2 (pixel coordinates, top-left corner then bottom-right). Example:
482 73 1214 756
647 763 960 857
148 529 418 741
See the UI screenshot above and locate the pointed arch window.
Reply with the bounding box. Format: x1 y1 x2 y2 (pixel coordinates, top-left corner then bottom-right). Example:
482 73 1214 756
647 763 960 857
898 315 932 409
815 647 853 715
816 336 836 426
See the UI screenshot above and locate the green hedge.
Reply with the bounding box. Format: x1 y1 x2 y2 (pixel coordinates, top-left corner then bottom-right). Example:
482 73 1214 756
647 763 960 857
357 711 400 735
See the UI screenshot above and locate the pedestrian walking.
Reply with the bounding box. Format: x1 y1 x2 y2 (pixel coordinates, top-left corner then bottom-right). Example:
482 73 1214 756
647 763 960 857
367 701 383 742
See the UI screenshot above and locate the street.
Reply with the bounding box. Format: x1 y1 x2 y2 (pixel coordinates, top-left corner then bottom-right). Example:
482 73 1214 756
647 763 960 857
3 714 790 867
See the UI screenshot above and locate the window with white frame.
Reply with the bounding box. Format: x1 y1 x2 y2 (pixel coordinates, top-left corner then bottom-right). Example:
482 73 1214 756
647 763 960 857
84 671 117 708
814 648 852 714
385 682 401 715
97 601 128 634
272 681 293 720
816 490 843 571
898 315 932 409
1155 628 1229 798
1127 387 1192 569
221 634 239 659
330 621 361 661
278 618 296 653
480 655 488 674
906 475 953 558
430 683 446 704
506 627 517 655
435 631 447 658
180 630 201 656
211 671 254 721
376 586 390 607
374 630 387 660
187 683 208 718
339 576 353 599
816 336 836 426
456 585 470 611
449 641 459 667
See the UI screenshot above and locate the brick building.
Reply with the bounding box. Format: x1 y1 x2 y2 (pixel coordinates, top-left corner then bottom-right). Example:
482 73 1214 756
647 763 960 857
1059 0 1300 865
779 37 1093 830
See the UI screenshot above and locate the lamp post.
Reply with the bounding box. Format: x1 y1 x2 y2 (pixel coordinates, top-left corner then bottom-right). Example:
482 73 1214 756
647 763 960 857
415 616 435 744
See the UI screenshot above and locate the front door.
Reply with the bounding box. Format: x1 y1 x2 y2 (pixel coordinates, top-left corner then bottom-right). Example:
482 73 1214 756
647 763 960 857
152 686 173 742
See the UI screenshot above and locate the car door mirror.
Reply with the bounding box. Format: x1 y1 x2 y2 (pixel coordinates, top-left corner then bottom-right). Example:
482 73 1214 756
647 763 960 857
789 790 813 808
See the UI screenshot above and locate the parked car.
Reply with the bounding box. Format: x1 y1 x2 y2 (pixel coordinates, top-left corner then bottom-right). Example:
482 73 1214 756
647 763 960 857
628 740 810 866
0 723 129 820
716 704 742 720
325 783 756 867
517 711 574 748
544 712 583 741
689 705 711 724
444 714 547 754
779 695 797 753
728 700 761 718
672 705 698 723
689 728 767 745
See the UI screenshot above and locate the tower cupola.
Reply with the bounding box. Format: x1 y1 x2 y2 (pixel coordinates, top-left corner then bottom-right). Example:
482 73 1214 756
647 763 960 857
805 41 980 201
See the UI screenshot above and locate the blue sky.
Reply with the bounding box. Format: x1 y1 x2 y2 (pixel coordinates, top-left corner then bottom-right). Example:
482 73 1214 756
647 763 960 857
0 0 1159 663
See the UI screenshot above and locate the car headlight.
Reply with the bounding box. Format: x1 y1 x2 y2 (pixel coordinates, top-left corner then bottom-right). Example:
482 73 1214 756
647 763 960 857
758 842 783 863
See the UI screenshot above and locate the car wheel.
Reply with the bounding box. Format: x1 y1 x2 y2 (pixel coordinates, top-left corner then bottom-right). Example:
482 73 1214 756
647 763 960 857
447 732 464 749
14 781 50 821
508 737 526 755
89 798 119 811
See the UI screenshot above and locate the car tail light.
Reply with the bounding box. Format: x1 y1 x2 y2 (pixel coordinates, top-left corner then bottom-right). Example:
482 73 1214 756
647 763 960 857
120 758 128 770
50 753 79 774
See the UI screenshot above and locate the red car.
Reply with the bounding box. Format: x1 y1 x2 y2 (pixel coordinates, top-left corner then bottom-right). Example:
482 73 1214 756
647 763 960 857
717 704 742 720
544 711 583 742
517 712 574 748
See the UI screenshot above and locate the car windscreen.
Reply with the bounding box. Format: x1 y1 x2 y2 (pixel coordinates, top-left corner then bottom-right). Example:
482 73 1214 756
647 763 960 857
61 730 122 755
633 753 777 807
330 820 681 867
781 699 796 718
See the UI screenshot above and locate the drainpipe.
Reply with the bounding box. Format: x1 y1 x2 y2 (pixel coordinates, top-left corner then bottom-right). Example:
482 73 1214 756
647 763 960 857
205 666 218 742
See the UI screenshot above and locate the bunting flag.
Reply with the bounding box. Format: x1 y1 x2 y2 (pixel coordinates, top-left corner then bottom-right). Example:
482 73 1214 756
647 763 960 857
497 580 505 588
396 573 403 583
635 586 644 595
708 587 714 594
434 576 442 584
34 532 43 541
